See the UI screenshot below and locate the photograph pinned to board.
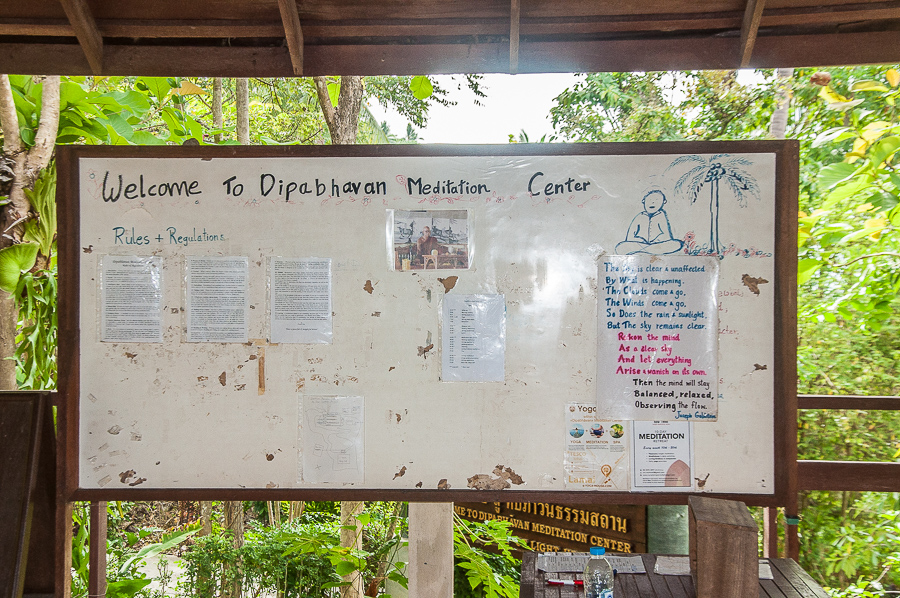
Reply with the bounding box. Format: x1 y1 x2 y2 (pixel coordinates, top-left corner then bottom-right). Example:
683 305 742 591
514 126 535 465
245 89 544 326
597 254 719 421
630 420 694 491
269 257 333 344
300 395 365 484
99 255 163 343
387 209 470 271
441 294 506 382
564 403 630 490
185 255 249 343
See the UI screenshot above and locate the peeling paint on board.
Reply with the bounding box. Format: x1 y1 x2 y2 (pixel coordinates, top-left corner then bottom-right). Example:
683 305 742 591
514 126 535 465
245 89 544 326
753 364 767 371
394 466 407 479
417 344 433 357
438 276 458 293
125 352 137 362
218 372 227 386
363 280 375 294
129 477 147 486
119 469 136 483
467 465 525 490
437 479 450 489
372 311 381 317
695 473 710 488
416 481 423 488
266 453 275 461
108 425 122 435
83 245 93 253
741 274 769 295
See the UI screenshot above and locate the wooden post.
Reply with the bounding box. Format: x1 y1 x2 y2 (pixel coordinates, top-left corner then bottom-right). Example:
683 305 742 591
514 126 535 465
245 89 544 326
688 496 757 598
409 503 453 598
89 501 107 598
762 506 778 558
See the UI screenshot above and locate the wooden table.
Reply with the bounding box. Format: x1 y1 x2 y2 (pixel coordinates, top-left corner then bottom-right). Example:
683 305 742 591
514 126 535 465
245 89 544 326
519 552 829 598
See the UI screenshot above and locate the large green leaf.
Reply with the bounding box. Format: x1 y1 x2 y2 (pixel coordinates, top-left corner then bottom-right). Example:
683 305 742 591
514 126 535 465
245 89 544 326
410 76 434 100
0 244 39 294
798 259 822 285
817 162 858 190
117 526 198 576
105 579 152 598
868 135 900 167
327 81 340 107
850 80 890 92
136 76 174 104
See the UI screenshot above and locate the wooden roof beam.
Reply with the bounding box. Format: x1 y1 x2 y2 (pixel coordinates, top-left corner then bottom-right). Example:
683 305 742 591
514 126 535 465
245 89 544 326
739 0 766 67
510 0 520 74
277 0 304 76
58 0 103 74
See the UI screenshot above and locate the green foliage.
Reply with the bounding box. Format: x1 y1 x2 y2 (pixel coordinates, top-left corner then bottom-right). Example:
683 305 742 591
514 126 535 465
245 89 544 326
453 516 527 598
800 68 900 332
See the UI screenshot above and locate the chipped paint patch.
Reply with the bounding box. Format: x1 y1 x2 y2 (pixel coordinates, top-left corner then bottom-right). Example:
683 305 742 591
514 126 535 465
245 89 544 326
363 280 375 294
125 352 137 362
130 433 142 442
218 372 227 386
129 477 147 486
753 364 767 371
437 479 450 489
388 366 395 372
119 469 136 483
83 245 93 253
438 276 458 293
197 376 208 382
741 274 769 295
108 425 122 435
88 393 97 403
235 384 246 391
97 475 111 487
467 465 525 490
296 377 305 390
394 466 407 479
695 473 710 488
266 482 277 488
417 343 434 357
266 453 275 461
416 481 423 488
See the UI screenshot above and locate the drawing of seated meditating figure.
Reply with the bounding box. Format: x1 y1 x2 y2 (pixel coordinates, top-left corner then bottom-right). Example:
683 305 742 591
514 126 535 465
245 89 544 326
615 189 684 255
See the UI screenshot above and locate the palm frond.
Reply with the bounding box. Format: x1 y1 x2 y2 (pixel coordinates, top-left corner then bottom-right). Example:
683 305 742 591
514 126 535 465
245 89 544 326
709 153 731 162
675 165 707 203
665 154 706 173
723 168 760 207
724 156 753 167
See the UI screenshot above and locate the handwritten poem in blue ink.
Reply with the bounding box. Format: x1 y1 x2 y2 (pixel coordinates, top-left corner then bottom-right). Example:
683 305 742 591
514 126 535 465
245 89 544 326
597 255 718 421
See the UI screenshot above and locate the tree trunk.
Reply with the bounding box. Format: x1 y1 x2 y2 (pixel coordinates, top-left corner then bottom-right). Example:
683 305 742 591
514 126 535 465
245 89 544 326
770 68 794 139
213 78 223 144
313 76 364 144
223 501 244 598
199 501 213 536
236 78 250 145
340 501 365 598
0 74 60 390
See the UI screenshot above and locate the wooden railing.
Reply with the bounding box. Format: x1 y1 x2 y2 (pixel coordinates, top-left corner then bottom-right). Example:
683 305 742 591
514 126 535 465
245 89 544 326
767 394 900 560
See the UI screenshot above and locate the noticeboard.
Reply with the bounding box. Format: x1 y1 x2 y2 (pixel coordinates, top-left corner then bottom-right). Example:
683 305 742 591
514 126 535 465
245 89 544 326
58 142 797 505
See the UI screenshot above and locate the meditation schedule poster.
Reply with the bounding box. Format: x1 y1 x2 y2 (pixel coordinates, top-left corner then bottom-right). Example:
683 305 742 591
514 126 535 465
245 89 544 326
597 255 719 421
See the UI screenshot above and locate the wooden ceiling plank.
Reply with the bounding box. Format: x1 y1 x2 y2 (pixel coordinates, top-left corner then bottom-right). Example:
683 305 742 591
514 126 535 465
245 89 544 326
277 0 304 76
510 0 520 74
57 0 103 74
739 0 766 67
5 31 900 78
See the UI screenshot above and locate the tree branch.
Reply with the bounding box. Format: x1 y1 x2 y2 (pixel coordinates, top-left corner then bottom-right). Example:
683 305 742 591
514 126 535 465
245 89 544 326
833 252 900 268
0 75 22 156
313 76 336 138
28 76 60 172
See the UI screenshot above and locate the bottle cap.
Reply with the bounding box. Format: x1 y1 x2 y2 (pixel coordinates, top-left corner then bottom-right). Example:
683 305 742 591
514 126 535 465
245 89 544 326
590 547 605 556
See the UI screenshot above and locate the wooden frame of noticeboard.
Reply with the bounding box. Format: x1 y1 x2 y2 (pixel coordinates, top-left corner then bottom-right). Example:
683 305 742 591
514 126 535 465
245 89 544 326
57 141 797 506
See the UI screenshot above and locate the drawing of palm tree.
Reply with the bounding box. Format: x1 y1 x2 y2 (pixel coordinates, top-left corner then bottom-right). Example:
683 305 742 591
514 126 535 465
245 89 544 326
667 154 760 255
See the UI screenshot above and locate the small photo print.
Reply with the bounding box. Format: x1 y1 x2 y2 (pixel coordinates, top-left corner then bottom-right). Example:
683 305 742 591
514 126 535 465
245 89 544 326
390 209 470 271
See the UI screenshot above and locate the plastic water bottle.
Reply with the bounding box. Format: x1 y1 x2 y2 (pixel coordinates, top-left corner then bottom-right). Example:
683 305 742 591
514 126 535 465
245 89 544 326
584 547 614 598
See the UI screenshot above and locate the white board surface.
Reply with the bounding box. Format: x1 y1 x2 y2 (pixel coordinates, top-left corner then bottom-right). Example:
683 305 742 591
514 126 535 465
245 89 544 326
74 147 783 496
